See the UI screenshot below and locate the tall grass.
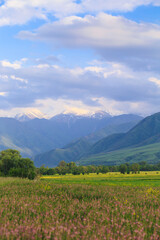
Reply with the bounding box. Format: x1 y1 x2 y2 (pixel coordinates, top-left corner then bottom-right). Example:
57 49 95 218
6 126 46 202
0 175 160 239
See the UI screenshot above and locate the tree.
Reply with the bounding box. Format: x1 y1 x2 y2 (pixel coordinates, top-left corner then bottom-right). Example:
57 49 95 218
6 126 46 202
72 166 81 175
101 166 109 174
58 161 67 167
39 165 47 175
0 149 36 179
131 163 140 174
119 164 127 174
0 149 21 175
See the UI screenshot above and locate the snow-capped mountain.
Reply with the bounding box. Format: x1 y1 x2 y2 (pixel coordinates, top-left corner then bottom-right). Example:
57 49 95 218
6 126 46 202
50 113 81 121
15 110 47 122
0 110 142 158
51 111 111 122
90 111 111 119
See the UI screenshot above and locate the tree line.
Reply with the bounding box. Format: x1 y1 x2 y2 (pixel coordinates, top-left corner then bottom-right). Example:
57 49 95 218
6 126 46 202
38 160 160 175
1 149 160 179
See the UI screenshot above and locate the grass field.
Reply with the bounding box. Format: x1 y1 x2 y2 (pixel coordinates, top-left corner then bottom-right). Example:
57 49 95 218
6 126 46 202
0 172 160 239
41 172 160 187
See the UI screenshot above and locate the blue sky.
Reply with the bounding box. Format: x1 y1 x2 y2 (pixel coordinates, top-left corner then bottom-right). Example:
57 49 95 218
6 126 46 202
0 0 160 117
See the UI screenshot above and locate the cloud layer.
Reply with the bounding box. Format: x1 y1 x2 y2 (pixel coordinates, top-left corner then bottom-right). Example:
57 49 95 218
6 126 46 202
0 0 160 26
0 58 160 116
18 13 160 73
0 1 160 117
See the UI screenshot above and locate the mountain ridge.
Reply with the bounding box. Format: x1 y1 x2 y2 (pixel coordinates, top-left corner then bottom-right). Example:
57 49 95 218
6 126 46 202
0 112 142 158
34 112 160 167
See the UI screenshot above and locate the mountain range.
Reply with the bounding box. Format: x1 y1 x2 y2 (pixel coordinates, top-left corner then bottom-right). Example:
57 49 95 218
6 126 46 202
34 112 160 167
0 111 142 158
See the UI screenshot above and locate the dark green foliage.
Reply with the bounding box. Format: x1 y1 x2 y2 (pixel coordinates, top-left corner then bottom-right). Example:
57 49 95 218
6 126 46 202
58 160 67 167
131 163 140 174
119 164 127 174
0 149 36 179
0 149 21 175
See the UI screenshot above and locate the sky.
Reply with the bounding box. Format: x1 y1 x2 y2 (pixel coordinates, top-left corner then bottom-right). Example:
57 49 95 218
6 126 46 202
0 0 160 117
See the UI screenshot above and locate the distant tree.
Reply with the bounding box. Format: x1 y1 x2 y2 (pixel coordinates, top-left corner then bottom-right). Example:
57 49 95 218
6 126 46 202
131 163 140 174
101 166 109 174
87 165 96 173
119 164 127 174
39 165 47 175
109 166 118 172
67 162 76 168
81 166 88 175
55 167 61 175
47 168 56 175
58 161 67 167
72 166 81 175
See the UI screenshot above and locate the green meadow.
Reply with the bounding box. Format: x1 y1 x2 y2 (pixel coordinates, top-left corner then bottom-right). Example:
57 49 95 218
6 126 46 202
42 171 160 187
1 172 160 239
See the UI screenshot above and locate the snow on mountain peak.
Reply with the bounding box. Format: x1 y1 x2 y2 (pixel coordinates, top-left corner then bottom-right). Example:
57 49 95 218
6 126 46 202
15 109 47 121
91 111 111 119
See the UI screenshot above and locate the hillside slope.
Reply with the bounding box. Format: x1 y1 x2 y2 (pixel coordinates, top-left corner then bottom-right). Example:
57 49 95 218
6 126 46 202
34 114 142 166
79 112 160 166
88 112 160 155
85 114 142 143
78 142 160 166
34 112 160 167
34 139 92 167
0 113 141 158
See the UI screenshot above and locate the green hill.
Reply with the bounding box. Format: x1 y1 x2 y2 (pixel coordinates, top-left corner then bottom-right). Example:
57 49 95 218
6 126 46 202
77 112 160 166
85 114 142 143
85 133 125 156
77 142 160 166
87 112 160 156
34 139 92 167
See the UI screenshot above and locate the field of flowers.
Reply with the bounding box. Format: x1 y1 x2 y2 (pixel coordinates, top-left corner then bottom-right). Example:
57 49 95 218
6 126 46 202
0 173 160 239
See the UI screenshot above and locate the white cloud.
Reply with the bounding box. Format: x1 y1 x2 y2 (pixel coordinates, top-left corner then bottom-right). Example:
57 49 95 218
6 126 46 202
35 98 101 117
0 0 160 26
80 0 160 12
19 13 160 48
0 58 159 116
149 77 160 87
0 59 27 69
18 13 160 72
11 75 28 84
0 60 21 69
35 64 50 69
0 92 8 96
0 3 46 26
0 0 80 26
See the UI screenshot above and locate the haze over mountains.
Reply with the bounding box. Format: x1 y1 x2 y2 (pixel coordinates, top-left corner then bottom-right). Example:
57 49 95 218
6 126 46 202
34 112 160 167
0 110 142 160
